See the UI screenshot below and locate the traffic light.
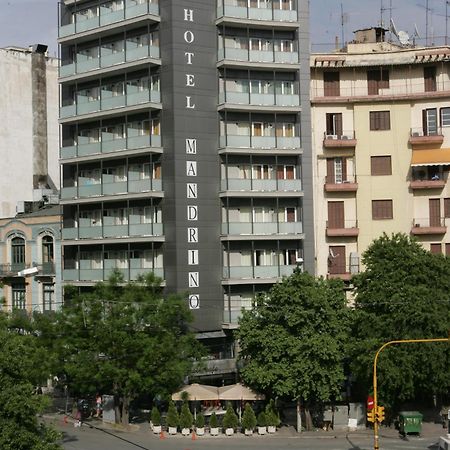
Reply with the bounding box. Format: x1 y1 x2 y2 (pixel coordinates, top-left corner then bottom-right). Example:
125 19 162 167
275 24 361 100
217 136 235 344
376 406 385 422
367 409 375 423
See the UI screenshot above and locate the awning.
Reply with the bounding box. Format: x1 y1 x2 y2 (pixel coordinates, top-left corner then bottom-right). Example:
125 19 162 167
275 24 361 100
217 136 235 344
411 148 450 166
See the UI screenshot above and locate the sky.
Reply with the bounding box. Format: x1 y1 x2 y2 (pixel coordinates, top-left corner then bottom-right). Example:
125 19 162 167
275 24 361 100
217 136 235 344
0 0 448 55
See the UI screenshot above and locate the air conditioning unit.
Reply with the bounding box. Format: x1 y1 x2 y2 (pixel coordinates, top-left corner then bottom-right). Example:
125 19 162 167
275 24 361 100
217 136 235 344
326 134 338 140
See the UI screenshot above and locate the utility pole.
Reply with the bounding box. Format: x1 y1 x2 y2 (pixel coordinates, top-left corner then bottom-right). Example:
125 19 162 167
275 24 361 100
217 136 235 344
372 336 450 450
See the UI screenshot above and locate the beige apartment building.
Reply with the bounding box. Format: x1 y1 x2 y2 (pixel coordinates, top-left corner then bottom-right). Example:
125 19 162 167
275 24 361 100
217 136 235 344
312 27 450 279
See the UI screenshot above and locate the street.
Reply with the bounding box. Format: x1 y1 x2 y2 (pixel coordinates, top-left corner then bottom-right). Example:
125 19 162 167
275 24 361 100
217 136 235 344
56 422 442 450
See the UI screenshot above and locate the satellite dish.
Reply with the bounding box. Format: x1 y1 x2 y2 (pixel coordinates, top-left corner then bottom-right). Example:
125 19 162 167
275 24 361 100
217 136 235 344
398 30 411 45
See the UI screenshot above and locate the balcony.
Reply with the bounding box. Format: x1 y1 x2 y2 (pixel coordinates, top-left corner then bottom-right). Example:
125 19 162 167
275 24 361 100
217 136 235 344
61 178 162 201
217 2 298 22
222 221 303 237
411 218 447 235
60 89 161 120
326 220 359 237
219 135 301 151
218 90 300 110
59 44 160 78
409 128 444 147
60 0 160 39
409 179 446 190
324 175 358 193
323 131 357 148
223 264 296 281
63 264 164 283
218 47 298 66
194 358 237 376
60 134 162 160
221 178 302 192
62 222 163 241
0 263 28 277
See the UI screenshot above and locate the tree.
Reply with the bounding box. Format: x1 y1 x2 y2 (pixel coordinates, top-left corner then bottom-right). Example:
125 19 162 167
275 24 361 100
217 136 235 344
237 270 349 431
46 271 202 425
351 233 450 411
241 403 256 431
0 315 61 450
222 402 238 430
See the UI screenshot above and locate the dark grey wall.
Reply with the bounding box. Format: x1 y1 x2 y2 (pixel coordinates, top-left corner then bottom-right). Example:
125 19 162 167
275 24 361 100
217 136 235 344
298 0 315 275
160 0 223 331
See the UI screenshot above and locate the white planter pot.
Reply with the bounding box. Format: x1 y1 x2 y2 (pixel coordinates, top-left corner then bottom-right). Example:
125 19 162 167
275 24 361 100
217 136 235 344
153 425 162 434
225 428 234 436
267 425 276 434
181 427 190 436
210 427 219 436
258 426 267 435
244 429 253 436
168 426 177 435
196 427 205 436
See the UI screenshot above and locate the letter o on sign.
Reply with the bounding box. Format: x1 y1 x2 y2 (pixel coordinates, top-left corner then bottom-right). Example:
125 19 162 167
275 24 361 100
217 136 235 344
189 294 200 310
184 30 194 44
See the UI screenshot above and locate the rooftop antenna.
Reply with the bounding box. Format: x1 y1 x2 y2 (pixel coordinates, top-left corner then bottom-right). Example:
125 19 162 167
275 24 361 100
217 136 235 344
390 18 412 46
340 2 348 48
446 0 450 45
416 0 433 45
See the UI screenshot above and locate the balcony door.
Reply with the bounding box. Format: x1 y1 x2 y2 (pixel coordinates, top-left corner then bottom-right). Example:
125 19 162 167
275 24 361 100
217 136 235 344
429 198 441 227
328 201 344 228
328 246 346 275
326 157 347 184
422 108 438 136
325 112 343 137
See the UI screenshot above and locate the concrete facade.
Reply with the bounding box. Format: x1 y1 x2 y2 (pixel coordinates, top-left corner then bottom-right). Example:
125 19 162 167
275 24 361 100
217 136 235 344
0 47 59 218
312 30 450 278
58 0 312 335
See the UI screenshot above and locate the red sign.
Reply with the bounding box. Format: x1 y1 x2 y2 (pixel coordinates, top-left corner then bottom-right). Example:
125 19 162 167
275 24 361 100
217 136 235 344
367 395 374 410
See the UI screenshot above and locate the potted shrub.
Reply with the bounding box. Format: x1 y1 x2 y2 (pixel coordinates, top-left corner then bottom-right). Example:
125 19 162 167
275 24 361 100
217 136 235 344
265 400 280 434
241 403 257 436
166 401 179 435
151 406 162 434
223 402 238 436
209 412 219 436
257 411 267 435
195 413 205 436
179 402 193 436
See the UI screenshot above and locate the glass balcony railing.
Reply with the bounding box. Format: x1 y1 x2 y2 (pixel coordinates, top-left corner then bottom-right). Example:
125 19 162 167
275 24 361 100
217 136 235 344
219 135 300 149
218 47 298 64
60 45 160 78
60 0 160 38
217 3 298 22
60 134 162 159
219 90 299 107
63 265 163 282
62 223 163 240
221 178 302 191
222 221 303 235
60 90 161 119
223 264 296 279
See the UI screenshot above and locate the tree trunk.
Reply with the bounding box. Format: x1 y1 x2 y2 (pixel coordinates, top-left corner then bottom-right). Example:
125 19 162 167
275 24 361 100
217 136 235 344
113 391 121 424
296 399 302 433
121 396 130 426
304 407 313 431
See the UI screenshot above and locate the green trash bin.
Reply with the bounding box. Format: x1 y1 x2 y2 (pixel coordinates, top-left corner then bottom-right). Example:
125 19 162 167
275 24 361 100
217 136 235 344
398 411 423 435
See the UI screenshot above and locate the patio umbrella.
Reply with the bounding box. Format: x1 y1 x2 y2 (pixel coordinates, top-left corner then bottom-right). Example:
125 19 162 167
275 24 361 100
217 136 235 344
218 383 265 422
171 383 219 401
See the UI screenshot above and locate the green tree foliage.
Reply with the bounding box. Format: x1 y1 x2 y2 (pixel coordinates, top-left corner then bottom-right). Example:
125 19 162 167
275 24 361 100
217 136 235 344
351 233 450 410
265 399 280 427
222 402 238 430
44 271 201 425
150 406 161 426
166 401 179 428
241 403 256 431
0 316 61 450
237 270 349 428
209 412 218 428
179 402 193 429
195 412 205 428
257 411 266 427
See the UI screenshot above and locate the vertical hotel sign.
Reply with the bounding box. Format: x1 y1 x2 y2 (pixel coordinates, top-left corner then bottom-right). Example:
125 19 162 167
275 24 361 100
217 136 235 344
183 8 200 310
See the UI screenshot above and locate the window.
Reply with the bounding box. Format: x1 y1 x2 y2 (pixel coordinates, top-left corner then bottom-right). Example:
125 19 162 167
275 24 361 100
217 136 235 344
11 237 25 270
445 198 450 218
43 283 54 312
325 112 343 136
323 72 340 97
328 246 346 275
441 107 450 127
326 157 347 184
446 243 450 256
12 283 26 310
42 236 54 272
367 69 389 95
422 108 438 135
424 66 437 92
430 243 442 254
370 156 392 175
369 111 390 131
372 200 393 220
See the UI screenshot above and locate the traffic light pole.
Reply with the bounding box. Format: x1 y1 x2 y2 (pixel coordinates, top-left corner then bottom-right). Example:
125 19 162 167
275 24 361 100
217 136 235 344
373 337 450 450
